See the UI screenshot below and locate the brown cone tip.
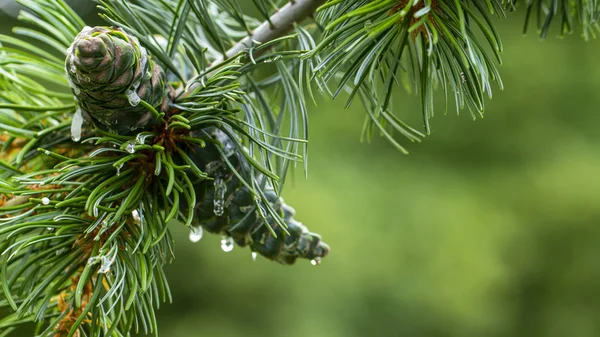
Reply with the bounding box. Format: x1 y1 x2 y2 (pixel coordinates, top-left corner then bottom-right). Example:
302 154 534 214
74 37 107 71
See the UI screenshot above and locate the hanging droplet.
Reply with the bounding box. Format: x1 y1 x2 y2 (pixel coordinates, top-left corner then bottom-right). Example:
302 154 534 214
213 177 227 216
98 256 114 274
125 89 141 106
116 163 124 176
189 226 204 243
125 141 136 154
41 197 50 205
310 257 321 266
220 236 234 252
251 252 258 261
71 107 83 142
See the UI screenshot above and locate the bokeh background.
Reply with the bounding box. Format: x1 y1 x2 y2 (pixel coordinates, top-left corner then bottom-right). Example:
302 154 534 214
2 1 600 337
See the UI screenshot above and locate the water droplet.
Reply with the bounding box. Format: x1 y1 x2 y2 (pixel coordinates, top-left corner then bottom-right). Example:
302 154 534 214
213 177 227 216
71 107 83 142
98 256 114 274
47 227 54 231
125 89 141 106
55 248 67 256
189 226 203 243
41 197 50 205
310 257 321 266
364 20 372 28
220 236 234 252
116 163 124 176
251 252 258 261
131 209 140 223
125 141 136 154
44 150 51 155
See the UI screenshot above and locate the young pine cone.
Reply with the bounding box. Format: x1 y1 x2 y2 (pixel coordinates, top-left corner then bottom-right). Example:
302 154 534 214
65 26 170 135
186 128 330 265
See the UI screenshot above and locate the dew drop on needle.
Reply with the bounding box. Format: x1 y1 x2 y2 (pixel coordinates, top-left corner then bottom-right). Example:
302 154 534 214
189 226 204 243
220 236 234 252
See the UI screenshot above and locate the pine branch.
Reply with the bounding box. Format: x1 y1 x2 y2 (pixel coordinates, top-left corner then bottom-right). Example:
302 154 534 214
214 0 326 64
1 1 599 336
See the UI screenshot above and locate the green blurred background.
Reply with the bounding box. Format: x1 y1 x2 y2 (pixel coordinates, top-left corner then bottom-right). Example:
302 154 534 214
3 1 600 336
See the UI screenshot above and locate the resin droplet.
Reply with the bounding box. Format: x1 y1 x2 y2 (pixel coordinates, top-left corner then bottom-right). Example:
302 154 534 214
98 256 114 274
213 177 227 216
126 89 141 106
220 236 234 252
125 141 136 154
189 226 204 243
251 252 258 261
41 197 50 205
71 107 83 142
310 257 321 266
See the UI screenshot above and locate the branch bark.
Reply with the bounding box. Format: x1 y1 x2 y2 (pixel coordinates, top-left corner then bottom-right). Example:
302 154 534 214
213 0 326 64
182 0 325 95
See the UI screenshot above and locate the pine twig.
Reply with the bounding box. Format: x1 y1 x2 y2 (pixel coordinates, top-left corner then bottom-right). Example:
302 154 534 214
213 0 325 64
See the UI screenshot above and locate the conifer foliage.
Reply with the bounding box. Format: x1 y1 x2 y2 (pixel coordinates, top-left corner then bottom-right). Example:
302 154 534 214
0 0 597 336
